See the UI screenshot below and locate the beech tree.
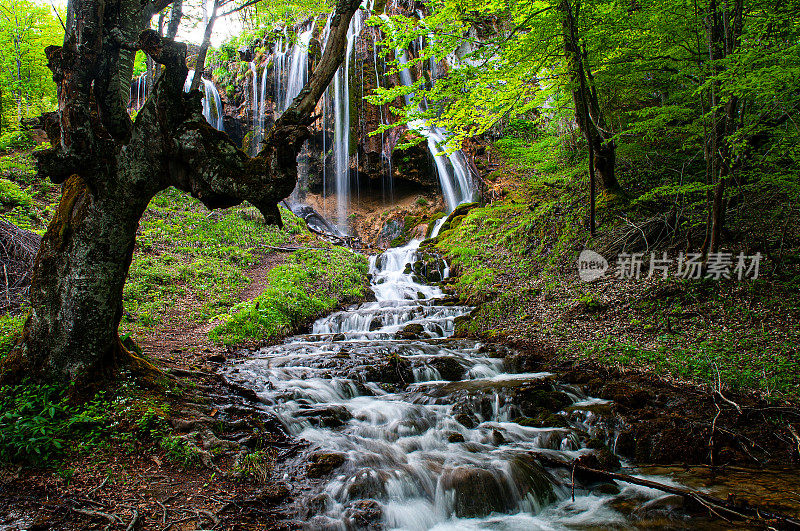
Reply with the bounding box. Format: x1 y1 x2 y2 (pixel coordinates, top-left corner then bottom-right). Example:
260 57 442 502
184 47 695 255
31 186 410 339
2 0 361 383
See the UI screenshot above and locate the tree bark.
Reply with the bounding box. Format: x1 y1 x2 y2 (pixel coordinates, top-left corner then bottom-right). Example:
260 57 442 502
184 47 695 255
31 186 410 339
2 0 362 384
560 0 622 196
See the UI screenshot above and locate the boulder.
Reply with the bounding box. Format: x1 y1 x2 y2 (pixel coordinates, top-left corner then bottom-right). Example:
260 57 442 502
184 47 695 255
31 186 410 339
306 452 346 478
439 467 513 518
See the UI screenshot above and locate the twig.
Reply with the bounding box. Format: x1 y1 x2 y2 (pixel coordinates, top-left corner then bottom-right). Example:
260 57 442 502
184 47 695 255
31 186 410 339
70 507 121 523
87 476 109 494
125 509 139 531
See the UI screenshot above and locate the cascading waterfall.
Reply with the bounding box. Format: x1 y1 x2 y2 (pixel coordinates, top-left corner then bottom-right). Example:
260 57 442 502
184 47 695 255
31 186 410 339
284 25 314 111
331 10 365 231
183 70 225 131
224 222 687 529
272 37 288 119
249 62 259 154
396 44 473 211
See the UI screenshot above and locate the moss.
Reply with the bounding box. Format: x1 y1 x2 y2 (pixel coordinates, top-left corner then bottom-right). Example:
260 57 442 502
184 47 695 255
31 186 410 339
209 247 369 346
122 189 308 333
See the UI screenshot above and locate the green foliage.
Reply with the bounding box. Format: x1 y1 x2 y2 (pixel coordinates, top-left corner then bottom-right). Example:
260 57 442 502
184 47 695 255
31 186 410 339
160 434 204 467
0 0 63 132
0 131 34 152
0 368 178 466
209 247 369 346
122 189 307 331
0 313 25 358
236 449 276 482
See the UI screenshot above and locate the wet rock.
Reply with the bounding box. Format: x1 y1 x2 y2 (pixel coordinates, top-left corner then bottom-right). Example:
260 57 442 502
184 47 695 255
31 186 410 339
454 413 476 429
508 455 556 509
342 499 384 530
440 467 512 518
369 317 382 331
363 357 413 388
340 469 388 500
447 432 465 443
297 405 353 428
492 429 506 445
395 323 425 340
304 493 330 518
332 333 346 342
306 452 346 478
428 356 465 381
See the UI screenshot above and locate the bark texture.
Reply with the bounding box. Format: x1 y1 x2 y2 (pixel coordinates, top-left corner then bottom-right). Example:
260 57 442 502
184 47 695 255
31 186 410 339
4 0 362 383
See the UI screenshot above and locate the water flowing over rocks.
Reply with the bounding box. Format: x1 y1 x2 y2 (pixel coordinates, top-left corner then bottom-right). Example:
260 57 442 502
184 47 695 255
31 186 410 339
219 229 718 529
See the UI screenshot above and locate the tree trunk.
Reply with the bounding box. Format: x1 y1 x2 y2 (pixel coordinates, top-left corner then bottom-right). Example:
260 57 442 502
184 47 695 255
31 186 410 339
701 0 743 254
1 0 363 384
19 175 153 380
560 0 623 196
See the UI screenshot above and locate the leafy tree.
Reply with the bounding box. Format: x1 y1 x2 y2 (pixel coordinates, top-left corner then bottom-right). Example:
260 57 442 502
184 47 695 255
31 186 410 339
0 0 361 384
0 0 63 133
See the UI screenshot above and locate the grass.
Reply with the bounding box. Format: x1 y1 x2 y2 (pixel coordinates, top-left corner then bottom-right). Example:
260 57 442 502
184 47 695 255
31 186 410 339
122 188 308 333
431 131 800 400
209 247 369 346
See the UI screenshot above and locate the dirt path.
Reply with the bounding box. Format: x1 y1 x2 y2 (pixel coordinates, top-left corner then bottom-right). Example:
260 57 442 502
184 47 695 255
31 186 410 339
0 251 297 531
138 252 287 371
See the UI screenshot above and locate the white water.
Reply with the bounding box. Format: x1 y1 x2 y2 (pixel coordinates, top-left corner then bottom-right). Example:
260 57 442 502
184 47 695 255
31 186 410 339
285 26 314 112
331 11 365 231
249 61 259 154
183 70 225 131
395 46 473 211
224 227 681 529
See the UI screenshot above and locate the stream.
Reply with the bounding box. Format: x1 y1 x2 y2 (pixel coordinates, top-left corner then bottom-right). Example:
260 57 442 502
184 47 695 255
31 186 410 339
223 236 723 530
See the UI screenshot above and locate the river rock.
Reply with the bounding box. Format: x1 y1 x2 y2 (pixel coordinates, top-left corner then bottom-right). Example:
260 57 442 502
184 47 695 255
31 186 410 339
440 466 513 518
395 323 425 340
339 469 388 500
306 452 346 478
342 499 384 530
296 405 353 428
508 455 556 510
428 356 465 381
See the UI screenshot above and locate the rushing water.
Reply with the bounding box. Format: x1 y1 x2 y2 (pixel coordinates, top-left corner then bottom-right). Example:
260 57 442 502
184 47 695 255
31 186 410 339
183 70 225 131
223 228 705 530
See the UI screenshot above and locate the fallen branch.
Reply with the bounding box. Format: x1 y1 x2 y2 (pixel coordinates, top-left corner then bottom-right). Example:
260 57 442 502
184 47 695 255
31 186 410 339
535 453 800 528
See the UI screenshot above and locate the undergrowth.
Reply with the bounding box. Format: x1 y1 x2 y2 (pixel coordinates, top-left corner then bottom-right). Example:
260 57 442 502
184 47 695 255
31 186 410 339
209 247 369 346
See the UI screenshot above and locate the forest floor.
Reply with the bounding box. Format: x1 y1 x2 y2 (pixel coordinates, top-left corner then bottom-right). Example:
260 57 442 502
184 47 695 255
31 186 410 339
0 135 799 528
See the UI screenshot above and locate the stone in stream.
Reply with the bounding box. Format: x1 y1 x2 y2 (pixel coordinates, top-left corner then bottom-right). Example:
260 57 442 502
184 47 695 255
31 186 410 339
427 356 465 381
439 466 514 518
508 455 557 510
395 323 426 339
339 469 389 500
342 499 383 530
296 405 353 428
306 452 346 478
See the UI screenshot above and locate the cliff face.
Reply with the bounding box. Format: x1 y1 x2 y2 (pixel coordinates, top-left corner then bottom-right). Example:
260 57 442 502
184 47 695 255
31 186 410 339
208 9 441 199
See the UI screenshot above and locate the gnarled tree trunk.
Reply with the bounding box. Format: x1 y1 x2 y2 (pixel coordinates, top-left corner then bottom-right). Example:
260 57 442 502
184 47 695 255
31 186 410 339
2 0 362 383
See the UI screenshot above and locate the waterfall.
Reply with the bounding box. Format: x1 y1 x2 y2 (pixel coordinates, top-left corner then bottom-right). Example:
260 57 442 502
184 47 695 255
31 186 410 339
183 70 225 131
284 26 314 111
249 62 259 154
397 52 473 211
272 37 288 118
331 11 365 231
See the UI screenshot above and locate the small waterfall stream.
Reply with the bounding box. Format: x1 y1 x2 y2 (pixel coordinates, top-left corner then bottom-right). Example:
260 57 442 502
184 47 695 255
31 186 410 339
224 229 689 529
183 70 225 131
